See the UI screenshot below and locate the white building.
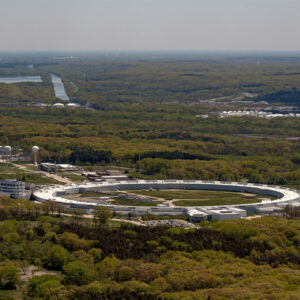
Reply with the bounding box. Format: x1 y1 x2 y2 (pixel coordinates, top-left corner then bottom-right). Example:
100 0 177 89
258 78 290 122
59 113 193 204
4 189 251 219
0 179 25 199
57 164 80 172
53 103 65 108
66 103 80 108
198 207 247 220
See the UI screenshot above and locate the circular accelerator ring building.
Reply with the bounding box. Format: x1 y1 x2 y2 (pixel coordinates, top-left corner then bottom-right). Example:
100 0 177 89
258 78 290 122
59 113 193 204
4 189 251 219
33 180 300 221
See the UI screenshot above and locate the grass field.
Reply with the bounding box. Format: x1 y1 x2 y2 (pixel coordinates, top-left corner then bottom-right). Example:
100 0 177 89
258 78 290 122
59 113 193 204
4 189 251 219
173 198 260 206
80 191 121 198
0 171 61 185
130 189 275 206
0 163 62 185
59 172 86 182
110 197 158 206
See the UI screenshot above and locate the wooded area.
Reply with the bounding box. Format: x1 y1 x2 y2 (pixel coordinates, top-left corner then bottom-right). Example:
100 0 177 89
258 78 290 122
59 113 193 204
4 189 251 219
0 106 299 186
1 56 300 104
1 197 300 299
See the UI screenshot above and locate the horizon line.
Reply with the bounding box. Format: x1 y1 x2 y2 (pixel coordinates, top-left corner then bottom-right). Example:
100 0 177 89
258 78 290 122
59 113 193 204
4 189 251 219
1 49 300 53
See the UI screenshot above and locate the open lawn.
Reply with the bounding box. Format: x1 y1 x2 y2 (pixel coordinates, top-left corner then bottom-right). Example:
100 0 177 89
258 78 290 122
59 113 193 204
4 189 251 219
110 197 158 206
130 189 275 206
80 191 121 198
174 198 260 206
0 171 61 185
59 172 86 182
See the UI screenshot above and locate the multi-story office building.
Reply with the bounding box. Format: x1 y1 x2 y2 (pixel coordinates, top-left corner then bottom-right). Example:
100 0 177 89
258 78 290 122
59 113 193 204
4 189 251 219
0 179 25 199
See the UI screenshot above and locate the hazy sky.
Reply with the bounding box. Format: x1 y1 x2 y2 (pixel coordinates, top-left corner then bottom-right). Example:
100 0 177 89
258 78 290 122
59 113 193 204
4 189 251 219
0 0 300 51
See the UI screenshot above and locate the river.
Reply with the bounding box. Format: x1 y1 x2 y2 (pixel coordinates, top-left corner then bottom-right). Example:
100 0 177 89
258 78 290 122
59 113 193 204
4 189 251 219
50 74 70 101
0 73 70 101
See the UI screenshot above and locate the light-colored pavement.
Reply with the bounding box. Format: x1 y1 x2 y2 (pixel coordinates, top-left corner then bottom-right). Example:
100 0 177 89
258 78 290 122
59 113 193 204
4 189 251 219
0 159 73 184
60 213 145 226
43 172 73 184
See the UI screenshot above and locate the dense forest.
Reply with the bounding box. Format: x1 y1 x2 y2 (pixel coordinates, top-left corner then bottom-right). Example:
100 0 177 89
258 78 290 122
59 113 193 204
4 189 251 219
1 54 300 104
1 197 300 299
0 106 299 186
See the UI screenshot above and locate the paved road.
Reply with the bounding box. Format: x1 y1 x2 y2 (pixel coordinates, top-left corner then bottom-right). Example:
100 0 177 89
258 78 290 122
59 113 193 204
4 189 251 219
0 160 73 184
42 172 73 184
60 213 145 226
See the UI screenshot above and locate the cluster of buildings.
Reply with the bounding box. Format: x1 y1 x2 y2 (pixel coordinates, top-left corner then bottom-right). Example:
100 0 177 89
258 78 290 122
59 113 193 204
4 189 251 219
33 180 300 222
101 205 247 222
82 170 128 182
53 103 80 109
218 110 300 118
31 102 81 109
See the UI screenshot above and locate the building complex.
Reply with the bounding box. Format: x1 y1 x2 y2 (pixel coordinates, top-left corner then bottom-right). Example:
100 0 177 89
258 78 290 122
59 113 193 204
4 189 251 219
33 180 300 221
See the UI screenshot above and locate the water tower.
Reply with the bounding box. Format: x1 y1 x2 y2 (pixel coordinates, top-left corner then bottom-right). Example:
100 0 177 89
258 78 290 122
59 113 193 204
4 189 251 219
32 146 39 166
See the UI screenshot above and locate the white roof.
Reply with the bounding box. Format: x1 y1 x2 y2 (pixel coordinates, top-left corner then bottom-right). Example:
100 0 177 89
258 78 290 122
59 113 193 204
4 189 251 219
66 103 79 107
57 164 77 169
33 180 300 211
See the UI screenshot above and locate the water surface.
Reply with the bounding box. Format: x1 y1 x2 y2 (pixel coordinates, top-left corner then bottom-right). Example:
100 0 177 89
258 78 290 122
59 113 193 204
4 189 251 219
50 74 69 101
0 76 42 84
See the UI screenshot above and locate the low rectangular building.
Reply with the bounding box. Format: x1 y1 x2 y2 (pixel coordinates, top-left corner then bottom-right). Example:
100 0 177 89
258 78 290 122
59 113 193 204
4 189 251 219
187 206 247 221
40 163 58 173
57 164 80 172
203 207 247 220
256 206 283 215
101 175 129 182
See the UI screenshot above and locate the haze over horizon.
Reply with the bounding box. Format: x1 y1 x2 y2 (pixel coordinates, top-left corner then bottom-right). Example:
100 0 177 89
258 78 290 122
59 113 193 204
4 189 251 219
0 0 300 52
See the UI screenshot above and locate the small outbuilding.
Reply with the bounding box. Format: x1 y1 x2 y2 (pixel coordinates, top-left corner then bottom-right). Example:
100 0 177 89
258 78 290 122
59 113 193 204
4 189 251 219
53 103 65 108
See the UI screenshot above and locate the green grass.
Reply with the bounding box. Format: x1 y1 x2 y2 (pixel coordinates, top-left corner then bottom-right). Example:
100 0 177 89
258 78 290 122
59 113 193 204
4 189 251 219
110 197 158 206
130 189 275 206
80 191 121 198
59 172 86 182
13 162 39 171
0 163 24 173
25 173 62 185
173 198 261 206
0 172 61 185
0 163 62 185
0 289 22 299
107 219 131 227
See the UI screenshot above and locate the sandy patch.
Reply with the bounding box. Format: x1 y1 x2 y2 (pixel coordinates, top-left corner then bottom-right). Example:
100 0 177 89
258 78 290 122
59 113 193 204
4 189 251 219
20 266 58 283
